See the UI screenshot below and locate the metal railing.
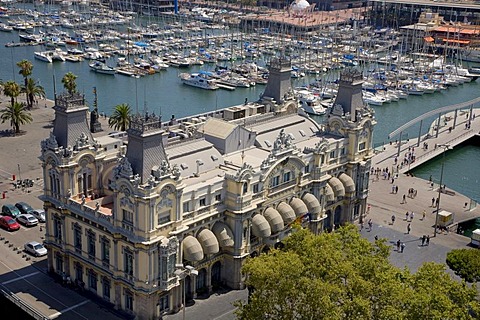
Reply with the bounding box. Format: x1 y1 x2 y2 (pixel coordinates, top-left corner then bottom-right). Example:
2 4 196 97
0 287 49 320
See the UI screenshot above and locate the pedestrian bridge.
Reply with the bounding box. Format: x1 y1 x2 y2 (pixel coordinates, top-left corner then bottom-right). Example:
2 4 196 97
374 97 480 173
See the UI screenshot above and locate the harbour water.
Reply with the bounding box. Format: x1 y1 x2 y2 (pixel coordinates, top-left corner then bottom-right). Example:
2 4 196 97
0 8 479 205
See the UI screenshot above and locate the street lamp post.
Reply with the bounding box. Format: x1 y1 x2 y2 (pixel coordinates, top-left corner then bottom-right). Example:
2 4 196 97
434 144 449 237
175 264 198 320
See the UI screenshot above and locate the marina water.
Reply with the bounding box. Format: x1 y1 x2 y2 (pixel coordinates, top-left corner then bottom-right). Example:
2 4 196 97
0 12 479 205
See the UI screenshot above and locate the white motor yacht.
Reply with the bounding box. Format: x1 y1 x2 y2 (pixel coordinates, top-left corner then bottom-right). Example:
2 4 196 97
296 90 327 115
34 51 53 63
179 72 218 90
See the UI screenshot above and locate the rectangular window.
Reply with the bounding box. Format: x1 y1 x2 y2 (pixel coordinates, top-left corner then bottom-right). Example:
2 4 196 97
199 198 206 207
158 212 171 225
101 238 110 265
89 270 97 291
103 278 110 300
54 217 62 241
74 226 82 253
182 201 190 213
283 172 291 182
252 183 259 193
88 232 96 259
160 256 168 281
125 292 133 311
304 164 310 174
359 142 366 151
341 147 346 155
122 210 133 223
272 176 280 187
75 263 83 283
215 194 221 202
159 295 169 312
124 250 134 277
329 150 335 159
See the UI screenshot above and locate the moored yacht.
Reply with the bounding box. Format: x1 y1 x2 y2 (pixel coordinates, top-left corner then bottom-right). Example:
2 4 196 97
89 60 116 75
34 51 53 63
295 89 327 115
179 72 218 90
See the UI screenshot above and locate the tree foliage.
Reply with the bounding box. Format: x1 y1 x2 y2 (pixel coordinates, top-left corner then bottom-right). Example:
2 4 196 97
2 80 21 107
447 248 480 283
22 78 45 109
62 72 77 95
108 103 132 131
236 225 480 320
17 59 33 106
0 101 33 133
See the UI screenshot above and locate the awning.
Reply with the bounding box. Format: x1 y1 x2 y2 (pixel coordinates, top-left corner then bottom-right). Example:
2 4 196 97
338 173 355 193
212 222 234 247
302 193 321 215
252 214 271 238
324 184 335 202
197 229 219 255
289 197 308 217
442 38 470 45
424 36 434 43
263 207 284 233
276 202 296 224
183 236 204 262
328 177 345 197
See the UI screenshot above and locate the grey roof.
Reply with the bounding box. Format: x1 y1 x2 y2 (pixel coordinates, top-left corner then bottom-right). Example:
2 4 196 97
201 118 237 139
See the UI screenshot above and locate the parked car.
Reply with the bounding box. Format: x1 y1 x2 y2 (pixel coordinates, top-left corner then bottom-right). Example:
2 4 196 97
15 202 34 215
16 214 38 227
30 209 46 223
0 216 20 231
1 204 21 218
24 241 47 257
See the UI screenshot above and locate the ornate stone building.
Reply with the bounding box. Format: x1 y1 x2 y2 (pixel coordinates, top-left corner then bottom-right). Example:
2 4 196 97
40 59 376 319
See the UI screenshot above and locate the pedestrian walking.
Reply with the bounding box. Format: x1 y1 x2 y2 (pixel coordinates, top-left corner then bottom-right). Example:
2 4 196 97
421 235 426 246
422 210 426 221
395 185 398 194
400 242 405 253
407 223 411 234
402 194 406 204
426 235 430 246
360 221 364 231
435 197 439 207
410 212 414 221
368 219 373 231
405 211 409 221
391 215 396 225
431 197 435 207
396 239 401 251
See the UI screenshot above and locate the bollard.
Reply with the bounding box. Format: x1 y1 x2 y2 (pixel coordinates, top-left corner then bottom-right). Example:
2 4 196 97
12 174 15 181
2 192 4 199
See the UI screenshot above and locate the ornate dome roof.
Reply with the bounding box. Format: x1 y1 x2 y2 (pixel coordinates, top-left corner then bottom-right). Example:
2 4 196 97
291 0 310 12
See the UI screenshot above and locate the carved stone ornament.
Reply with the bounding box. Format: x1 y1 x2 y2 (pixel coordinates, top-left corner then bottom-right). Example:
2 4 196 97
313 137 329 154
331 104 344 116
75 132 90 150
272 129 295 155
233 162 254 182
41 131 59 151
113 156 133 179
152 160 181 181
260 153 277 170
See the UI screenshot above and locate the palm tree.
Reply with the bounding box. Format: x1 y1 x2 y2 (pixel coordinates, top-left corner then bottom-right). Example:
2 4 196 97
62 72 77 95
2 80 21 107
17 60 33 106
22 78 45 109
108 103 132 131
0 101 33 134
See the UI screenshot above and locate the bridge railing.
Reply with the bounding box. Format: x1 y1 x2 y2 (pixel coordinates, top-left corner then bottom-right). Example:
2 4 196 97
0 287 49 320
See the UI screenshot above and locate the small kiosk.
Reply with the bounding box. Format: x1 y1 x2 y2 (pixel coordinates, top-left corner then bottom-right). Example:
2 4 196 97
471 229 480 247
437 210 454 227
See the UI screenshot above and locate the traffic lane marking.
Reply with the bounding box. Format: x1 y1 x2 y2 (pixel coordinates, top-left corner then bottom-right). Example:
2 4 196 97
2 271 40 285
49 300 90 319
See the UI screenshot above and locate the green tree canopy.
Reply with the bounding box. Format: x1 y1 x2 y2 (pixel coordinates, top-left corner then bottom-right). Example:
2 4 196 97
22 78 45 109
447 248 480 283
61 72 77 95
0 101 33 133
17 60 34 106
236 225 480 320
2 80 21 107
108 103 132 131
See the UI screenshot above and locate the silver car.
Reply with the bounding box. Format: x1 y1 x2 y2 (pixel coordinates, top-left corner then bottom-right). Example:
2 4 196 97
24 241 47 257
30 209 46 223
17 214 38 227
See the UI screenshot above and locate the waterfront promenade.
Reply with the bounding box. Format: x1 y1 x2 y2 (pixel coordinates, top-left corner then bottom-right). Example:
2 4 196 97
0 94 479 319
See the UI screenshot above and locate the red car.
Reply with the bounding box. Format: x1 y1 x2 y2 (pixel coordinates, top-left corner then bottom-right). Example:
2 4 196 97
0 215 21 231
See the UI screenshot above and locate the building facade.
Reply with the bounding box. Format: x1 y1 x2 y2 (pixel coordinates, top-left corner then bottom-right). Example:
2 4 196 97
40 59 376 319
